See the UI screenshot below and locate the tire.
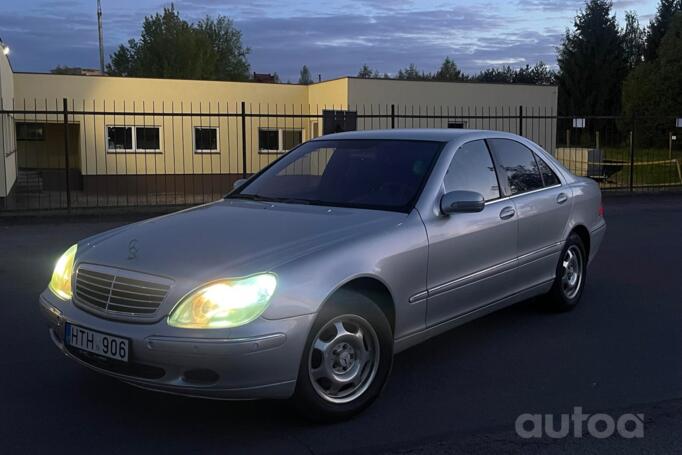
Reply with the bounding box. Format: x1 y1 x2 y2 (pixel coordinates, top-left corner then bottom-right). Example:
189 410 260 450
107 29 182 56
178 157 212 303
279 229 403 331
543 233 587 312
292 289 393 422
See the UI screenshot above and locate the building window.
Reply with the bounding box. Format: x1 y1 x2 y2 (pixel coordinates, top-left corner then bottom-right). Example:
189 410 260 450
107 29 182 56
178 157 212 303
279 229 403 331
282 130 303 150
194 127 219 153
447 121 466 129
259 128 303 153
259 129 279 152
107 126 133 151
106 126 160 153
135 127 160 151
17 123 46 141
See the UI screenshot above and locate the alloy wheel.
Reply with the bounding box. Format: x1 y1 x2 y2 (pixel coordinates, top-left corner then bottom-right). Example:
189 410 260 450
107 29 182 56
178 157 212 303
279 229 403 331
308 314 380 404
561 245 583 300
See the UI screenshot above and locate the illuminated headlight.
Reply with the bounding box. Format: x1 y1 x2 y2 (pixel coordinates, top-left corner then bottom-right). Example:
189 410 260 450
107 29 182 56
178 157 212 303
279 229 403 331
168 274 277 329
49 244 77 300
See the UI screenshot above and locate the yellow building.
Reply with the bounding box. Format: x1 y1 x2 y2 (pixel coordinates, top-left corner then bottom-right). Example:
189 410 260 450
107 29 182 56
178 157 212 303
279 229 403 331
0 50 558 205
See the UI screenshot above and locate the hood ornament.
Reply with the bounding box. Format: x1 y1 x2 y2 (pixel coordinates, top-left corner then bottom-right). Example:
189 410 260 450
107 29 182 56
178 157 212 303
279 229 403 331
128 239 139 260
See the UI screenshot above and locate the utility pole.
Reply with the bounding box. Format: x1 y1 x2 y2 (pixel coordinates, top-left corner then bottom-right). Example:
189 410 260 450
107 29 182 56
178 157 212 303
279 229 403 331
97 0 105 73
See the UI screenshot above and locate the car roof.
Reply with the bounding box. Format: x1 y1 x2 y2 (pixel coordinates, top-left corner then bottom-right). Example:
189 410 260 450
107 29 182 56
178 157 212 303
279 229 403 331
312 128 509 143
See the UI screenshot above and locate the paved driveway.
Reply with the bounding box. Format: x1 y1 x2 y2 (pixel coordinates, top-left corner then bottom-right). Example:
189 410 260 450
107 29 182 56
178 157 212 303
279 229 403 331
1 194 681 453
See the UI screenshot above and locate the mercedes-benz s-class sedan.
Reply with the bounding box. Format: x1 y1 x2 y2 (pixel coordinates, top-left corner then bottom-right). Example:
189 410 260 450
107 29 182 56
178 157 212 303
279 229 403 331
40 129 605 420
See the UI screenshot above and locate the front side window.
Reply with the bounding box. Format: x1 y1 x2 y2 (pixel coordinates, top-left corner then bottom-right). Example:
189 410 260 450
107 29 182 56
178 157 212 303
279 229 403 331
444 140 500 201
487 139 543 195
231 139 443 212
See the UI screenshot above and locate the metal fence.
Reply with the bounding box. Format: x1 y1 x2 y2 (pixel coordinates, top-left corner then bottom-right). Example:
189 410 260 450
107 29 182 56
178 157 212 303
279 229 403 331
0 99 680 212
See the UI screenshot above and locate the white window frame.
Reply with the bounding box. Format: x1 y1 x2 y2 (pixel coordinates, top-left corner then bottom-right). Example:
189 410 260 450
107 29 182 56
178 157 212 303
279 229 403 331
106 125 162 153
193 126 220 154
258 127 304 154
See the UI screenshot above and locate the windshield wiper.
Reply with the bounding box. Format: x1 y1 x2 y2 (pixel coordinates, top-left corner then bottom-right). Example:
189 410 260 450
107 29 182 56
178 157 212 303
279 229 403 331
227 194 331 206
225 193 273 202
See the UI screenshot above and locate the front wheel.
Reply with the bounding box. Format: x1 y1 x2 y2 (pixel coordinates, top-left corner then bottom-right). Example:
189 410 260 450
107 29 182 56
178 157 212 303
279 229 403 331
292 290 393 421
543 233 587 311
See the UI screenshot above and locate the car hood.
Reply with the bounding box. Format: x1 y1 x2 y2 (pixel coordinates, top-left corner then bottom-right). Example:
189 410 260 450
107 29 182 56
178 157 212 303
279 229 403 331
76 199 407 284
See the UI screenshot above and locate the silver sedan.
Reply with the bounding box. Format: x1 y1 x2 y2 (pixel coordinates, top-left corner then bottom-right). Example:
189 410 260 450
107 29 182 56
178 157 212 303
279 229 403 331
40 129 606 420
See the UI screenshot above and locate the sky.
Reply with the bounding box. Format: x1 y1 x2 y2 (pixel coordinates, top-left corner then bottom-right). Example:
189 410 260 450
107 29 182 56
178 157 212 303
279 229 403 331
0 0 660 81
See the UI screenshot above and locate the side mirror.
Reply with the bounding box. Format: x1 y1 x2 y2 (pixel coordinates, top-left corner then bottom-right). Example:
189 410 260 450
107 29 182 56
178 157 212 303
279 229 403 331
440 190 485 215
233 178 247 190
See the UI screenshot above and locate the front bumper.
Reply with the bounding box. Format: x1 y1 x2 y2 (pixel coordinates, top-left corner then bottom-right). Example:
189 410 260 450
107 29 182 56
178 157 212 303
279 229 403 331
39 290 316 399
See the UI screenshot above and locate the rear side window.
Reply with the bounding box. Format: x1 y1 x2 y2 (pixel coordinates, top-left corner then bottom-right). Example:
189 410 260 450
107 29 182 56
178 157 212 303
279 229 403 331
487 139 543 195
536 156 561 187
444 140 500 201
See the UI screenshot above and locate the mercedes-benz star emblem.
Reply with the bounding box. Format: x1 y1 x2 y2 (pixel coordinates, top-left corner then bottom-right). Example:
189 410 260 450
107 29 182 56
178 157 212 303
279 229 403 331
128 239 139 260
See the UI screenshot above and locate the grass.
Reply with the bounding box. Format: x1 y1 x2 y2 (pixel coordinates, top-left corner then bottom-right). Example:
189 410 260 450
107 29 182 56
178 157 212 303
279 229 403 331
600 147 682 187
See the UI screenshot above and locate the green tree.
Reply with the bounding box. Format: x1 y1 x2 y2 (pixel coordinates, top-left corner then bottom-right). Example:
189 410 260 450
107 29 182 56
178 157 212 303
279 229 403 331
106 6 250 81
557 0 627 115
298 65 313 84
623 11 646 69
623 13 682 146
357 64 380 78
196 15 250 81
396 63 427 80
476 66 515 83
515 62 556 85
434 57 463 81
644 0 682 61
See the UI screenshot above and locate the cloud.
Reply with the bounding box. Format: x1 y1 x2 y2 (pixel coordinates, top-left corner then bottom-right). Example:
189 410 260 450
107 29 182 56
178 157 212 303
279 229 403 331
237 8 561 79
0 0 658 80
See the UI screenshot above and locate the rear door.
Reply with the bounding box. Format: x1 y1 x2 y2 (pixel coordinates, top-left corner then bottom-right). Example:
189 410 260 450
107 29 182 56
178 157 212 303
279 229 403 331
424 140 519 326
487 139 571 291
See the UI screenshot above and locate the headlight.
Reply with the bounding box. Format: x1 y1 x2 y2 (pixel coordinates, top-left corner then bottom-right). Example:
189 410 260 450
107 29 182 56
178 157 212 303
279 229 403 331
49 244 77 300
168 274 277 329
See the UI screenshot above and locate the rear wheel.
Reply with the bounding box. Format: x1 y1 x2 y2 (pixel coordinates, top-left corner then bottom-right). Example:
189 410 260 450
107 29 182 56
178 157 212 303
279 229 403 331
293 290 393 421
544 233 587 311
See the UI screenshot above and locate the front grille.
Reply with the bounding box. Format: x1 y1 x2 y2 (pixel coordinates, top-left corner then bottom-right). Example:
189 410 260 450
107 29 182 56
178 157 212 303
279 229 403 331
75 265 171 317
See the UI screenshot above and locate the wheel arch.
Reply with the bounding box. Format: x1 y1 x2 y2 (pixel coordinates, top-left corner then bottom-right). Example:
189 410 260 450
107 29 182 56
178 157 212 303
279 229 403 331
570 224 591 258
321 276 396 335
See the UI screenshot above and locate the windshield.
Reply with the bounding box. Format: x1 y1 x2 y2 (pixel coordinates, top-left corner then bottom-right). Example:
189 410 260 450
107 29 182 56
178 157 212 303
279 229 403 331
229 139 444 212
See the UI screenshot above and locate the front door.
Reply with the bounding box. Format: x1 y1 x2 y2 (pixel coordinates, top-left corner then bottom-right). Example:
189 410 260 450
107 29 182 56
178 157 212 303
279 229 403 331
424 140 519 326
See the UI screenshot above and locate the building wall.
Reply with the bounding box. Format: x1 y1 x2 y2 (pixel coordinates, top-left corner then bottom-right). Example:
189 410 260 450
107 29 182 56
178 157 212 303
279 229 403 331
307 78 348 138
14 73 310 176
11 73 558 181
0 51 17 197
347 78 558 151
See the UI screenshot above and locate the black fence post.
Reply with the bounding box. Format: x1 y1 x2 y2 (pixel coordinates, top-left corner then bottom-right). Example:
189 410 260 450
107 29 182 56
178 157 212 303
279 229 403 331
241 101 247 179
391 104 395 129
629 113 636 192
518 105 524 136
62 98 71 210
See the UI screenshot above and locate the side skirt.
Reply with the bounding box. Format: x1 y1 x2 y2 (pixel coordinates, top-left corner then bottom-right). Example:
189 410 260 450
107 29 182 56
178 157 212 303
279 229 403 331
393 279 553 354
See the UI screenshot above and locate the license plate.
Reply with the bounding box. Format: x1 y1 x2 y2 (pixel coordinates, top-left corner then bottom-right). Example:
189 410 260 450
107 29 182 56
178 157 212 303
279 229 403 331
65 323 129 362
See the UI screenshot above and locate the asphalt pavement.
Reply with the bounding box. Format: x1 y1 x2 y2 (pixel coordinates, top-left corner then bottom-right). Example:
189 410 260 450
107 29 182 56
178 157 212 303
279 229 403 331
1 193 681 454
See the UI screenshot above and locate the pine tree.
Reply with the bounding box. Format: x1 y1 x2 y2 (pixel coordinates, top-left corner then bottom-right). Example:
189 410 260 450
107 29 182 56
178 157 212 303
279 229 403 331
298 65 313 85
557 0 627 115
644 0 682 61
623 11 646 69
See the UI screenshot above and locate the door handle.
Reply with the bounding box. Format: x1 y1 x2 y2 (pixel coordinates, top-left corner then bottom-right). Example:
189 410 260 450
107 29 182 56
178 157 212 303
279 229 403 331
556 192 569 204
499 206 515 220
